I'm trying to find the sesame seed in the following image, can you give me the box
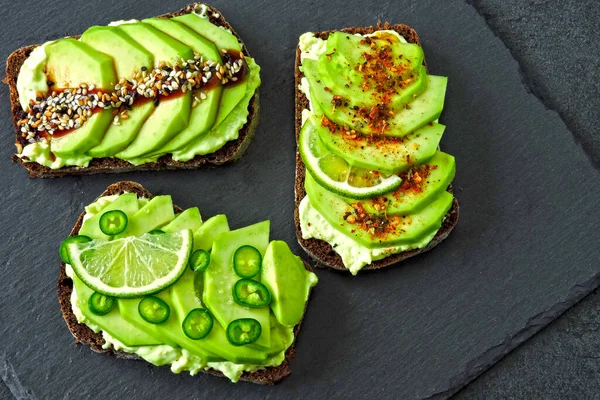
[20,52,249,139]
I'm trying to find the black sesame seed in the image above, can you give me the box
[153,97,160,106]
[47,81,54,87]
[141,66,147,71]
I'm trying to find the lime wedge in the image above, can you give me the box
[68,230,193,298]
[299,116,402,199]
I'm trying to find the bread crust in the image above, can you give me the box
[58,180,314,384]
[4,3,260,178]
[294,23,460,272]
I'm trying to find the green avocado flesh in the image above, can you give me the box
[142,17,223,154]
[307,114,444,175]
[45,39,117,157]
[174,14,241,51]
[203,221,271,348]
[45,38,116,90]
[316,32,425,109]
[68,193,317,377]
[342,151,456,216]
[81,26,155,158]
[21,14,259,168]
[173,13,247,126]
[261,241,318,327]
[304,58,447,138]
[305,172,453,248]
[299,30,456,264]
[115,23,193,159]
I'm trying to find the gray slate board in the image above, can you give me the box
[456,0,600,397]
[0,0,599,399]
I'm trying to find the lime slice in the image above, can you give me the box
[68,230,193,298]
[299,116,402,199]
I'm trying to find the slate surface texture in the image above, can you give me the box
[455,0,600,398]
[0,1,598,399]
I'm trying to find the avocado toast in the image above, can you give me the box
[59,181,318,383]
[5,3,260,178]
[294,23,459,274]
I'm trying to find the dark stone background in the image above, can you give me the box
[456,0,600,398]
[0,0,598,399]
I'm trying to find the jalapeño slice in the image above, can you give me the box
[138,296,170,324]
[233,245,262,278]
[182,308,214,340]
[59,235,92,264]
[88,292,116,315]
[99,210,128,236]
[189,249,210,272]
[232,278,271,308]
[226,318,262,346]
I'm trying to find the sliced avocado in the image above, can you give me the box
[111,193,221,359]
[88,103,154,158]
[81,26,155,158]
[170,270,269,364]
[387,75,448,137]
[79,193,139,241]
[173,14,241,51]
[306,114,444,175]
[305,173,454,249]
[304,59,446,137]
[161,207,203,234]
[75,193,159,347]
[80,26,153,80]
[169,220,270,364]
[44,38,117,156]
[143,17,221,61]
[173,13,247,126]
[142,17,223,153]
[51,111,114,157]
[346,152,456,216]
[261,241,318,327]
[115,22,194,159]
[45,38,116,90]
[170,57,260,161]
[72,274,161,347]
[213,83,246,127]
[118,291,222,362]
[193,214,229,251]
[316,32,425,108]
[116,210,265,364]
[115,195,175,238]
[203,221,271,348]
[265,314,295,357]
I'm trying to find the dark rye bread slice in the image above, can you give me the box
[4,3,259,178]
[58,181,314,384]
[294,22,460,272]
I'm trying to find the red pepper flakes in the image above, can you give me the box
[395,164,434,196]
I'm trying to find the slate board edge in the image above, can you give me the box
[464,0,598,169]
[427,272,600,399]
